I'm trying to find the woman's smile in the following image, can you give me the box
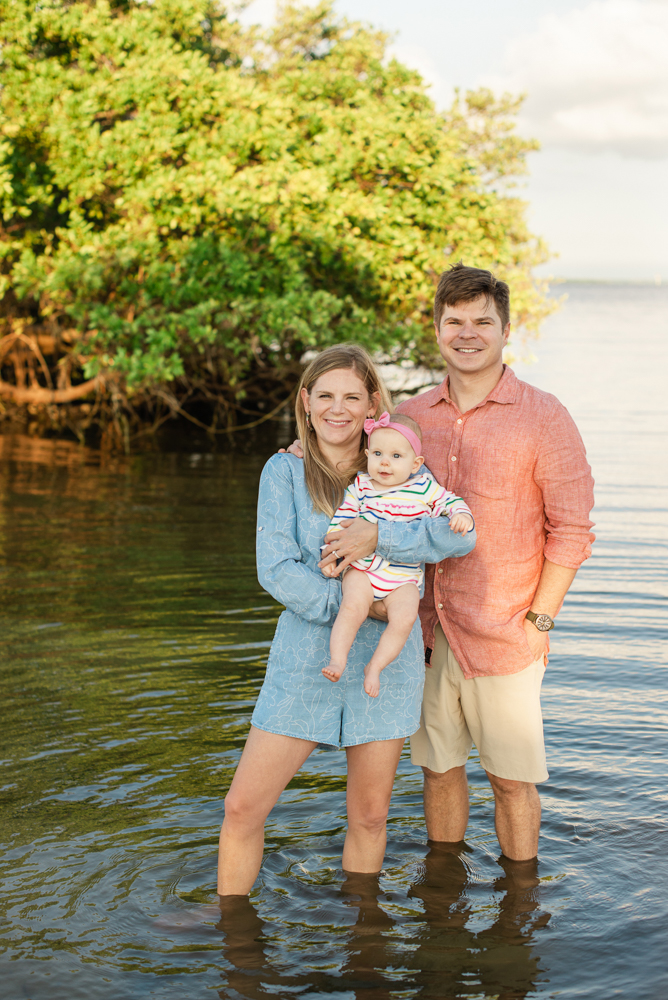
[301,368,379,463]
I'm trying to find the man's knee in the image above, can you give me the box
[422,764,466,786]
[486,771,536,799]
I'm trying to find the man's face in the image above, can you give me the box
[434,296,510,377]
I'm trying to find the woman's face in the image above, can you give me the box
[301,368,379,453]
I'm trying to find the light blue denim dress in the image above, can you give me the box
[251,454,476,747]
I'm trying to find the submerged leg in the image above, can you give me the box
[218,726,317,895]
[343,738,405,873]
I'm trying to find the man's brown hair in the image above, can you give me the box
[433,261,510,330]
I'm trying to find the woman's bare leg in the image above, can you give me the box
[218,726,317,895]
[363,584,420,697]
[342,738,405,872]
[323,570,374,682]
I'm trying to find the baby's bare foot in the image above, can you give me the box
[322,662,345,683]
[364,664,381,698]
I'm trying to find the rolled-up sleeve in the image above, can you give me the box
[536,402,595,568]
[376,516,476,565]
[256,455,342,626]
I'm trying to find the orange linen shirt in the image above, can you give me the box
[397,366,595,678]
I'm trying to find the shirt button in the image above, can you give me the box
[438,602,443,609]
[438,568,444,574]
[451,456,457,462]
[457,418,462,424]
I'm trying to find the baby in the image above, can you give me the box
[321,412,474,697]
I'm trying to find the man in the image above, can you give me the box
[318,263,595,861]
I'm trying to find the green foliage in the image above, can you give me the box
[0,0,553,433]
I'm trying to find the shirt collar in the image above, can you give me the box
[429,364,519,408]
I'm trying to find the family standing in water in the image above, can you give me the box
[217,263,595,896]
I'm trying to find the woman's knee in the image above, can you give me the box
[348,803,390,836]
[223,789,266,830]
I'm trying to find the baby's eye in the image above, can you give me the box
[393,453,401,459]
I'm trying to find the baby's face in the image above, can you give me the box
[366,428,422,487]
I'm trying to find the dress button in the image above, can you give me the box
[438,602,443,609]
[451,455,457,462]
[438,568,444,575]
[258,526,264,531]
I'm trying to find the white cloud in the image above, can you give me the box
[387,43,455,109]
[486,0,668,157]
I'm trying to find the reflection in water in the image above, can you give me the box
[409,845,547,999]
[1,284,667,998]
[217,896,267,998]
[216,852,549,999]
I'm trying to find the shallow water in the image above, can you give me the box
[0,283,667,999]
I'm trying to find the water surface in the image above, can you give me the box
[1,283,667,998]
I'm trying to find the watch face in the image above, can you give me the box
[534,614,554,632]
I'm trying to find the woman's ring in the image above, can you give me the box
[332,549,339,559]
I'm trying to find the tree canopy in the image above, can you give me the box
[0,0,553,444]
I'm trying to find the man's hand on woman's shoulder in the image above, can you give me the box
[278,440,304,458]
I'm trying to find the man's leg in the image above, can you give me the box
[411,625,473,837]
[422,764,469,842]
[486,773,541,861]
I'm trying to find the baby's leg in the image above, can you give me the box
[363,584,420,697]
[323,570,375,683]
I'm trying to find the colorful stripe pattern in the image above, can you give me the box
[327,473,473,600]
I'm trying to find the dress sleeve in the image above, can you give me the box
[376,512,476,565]
[256,455,342,626]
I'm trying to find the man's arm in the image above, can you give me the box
[527,402,595,663]
[523,560,577,663]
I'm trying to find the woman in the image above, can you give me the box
[217,345,475,895]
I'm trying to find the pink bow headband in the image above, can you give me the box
[363,412,422,457]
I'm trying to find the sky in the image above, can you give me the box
[238,0,668,282]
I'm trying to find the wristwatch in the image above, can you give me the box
[526,610,555,632]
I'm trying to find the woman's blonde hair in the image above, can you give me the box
[296,345,393,516]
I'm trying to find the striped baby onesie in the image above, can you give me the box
[327,472,473,600]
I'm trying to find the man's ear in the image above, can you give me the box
[502,322,511,346]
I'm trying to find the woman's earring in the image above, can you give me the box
[306,412,312,430]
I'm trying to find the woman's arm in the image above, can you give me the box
[320,514,476,577]
[377,514,476,564]
[257,455,342,625]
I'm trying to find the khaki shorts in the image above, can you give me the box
[411,625,548,784]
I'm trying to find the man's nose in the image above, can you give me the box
[458,321,476,338]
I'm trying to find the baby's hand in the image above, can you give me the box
[449,512,474,536]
